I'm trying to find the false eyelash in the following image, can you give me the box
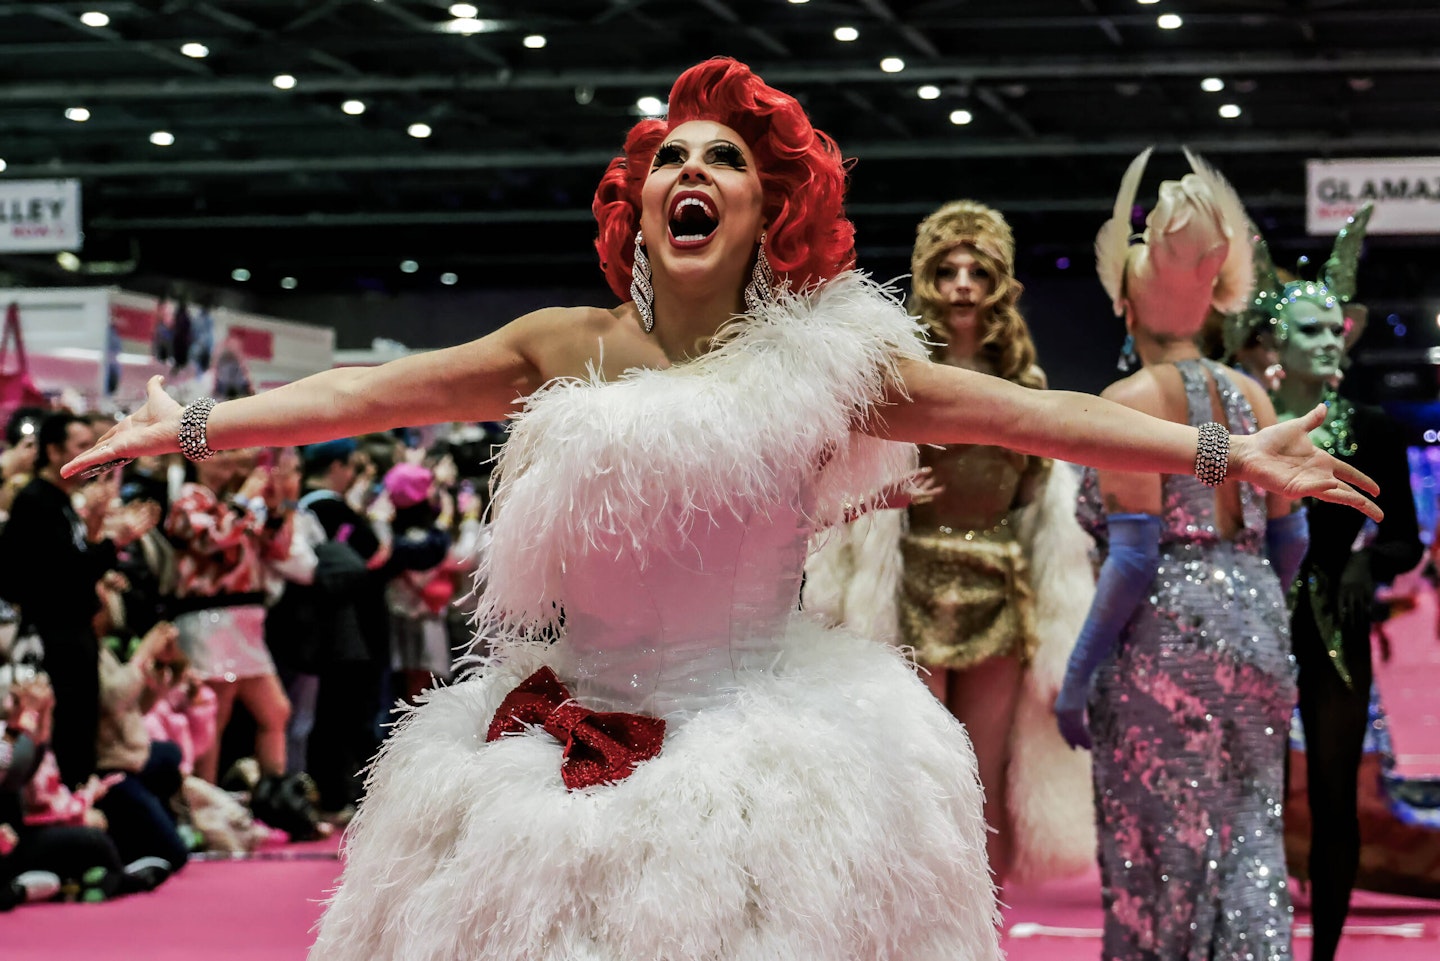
[652,144,685,167]
[708,144,747,168]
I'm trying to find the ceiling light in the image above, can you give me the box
[440,272,458,286]
[1348,77,1374,92]
[407,123,432,138]
[917,85,941,100]
[1137,0,1160,4]
[834,26,859,42]
[280,277,298,290]
[400,260,419,273]
[272,74,297,90]
[1219,103,1242,119]
[788,0,810,4]
[441,17,492,34]
[523,34,547,49]
[449,2,477,15]
[0,159,6,173]
[636,96,665,117]
[57,252,81,271]
[65,107,91,122]
[79,11,109,27]
[149,130,175,146]
[949,109,973,125]
[342,99,366,115]
[180,42,209,59]
[880,57,905,73]
[1201,77,1225,93]
[1157,13,1183,29]
[232,268,251,282]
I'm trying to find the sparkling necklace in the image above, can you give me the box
[1318,386,1358,457]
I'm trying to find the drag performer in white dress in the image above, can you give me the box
[63,59,1381,961]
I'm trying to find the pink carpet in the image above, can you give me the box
[3,838,342,961]
[6,587,1440,959]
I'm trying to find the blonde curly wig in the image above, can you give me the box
[910,200,1037,383]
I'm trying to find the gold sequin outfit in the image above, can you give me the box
[901,440,1045,669]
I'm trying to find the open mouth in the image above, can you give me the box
[667,191,719,248]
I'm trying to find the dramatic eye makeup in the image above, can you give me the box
[1295,319,1343,337]
[651,140,748,170]
[706,142,747,168]
[653,143,686,168]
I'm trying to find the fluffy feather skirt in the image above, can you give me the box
[310,619,1000,961]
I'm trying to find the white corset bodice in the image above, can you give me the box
[562,497,810,717]
[474,273,928,718]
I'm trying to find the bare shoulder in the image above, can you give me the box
[1223,367,1279,427]
[1224,366,1270,408]
[1099,368,1170,414]
[508,303,660,382]
[508,304,621,337]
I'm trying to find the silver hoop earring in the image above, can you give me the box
[630,229,655,333]
[743,232,776,315]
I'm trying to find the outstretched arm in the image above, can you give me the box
[872,357,1381,520]
[62,307,593,478]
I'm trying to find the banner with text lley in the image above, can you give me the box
[0,179,82,253]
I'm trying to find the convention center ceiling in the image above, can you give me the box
[1,0,1438,292]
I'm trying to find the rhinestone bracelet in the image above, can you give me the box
[178,396,218,463]
[1194,421,1230,487]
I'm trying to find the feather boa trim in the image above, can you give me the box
[1008,461,1099,885]
[477,271,926,637]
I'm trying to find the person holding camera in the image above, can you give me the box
[0,407,46,525]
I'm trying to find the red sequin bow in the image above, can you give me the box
[485,667,666,791]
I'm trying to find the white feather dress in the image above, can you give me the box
[308,273,1000,961]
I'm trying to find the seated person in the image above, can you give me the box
[3,669,168,902]
[92,572,189,874]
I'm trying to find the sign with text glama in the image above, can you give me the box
[0,179,82,252]
[1307,158,1440,236]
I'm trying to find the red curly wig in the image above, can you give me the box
[593,58,855,302]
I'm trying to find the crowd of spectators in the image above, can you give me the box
[0,402,496,910]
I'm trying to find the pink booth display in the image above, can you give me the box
[0,287,334,412]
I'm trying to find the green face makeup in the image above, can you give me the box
[1278,296,1347,383]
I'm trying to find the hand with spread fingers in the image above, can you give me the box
[1232,403,1382,521]
[61,375,183,479]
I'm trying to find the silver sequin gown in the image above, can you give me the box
[1078,359,1297,961]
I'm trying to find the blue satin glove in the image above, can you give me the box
[1265,506,1309,593]
[1055,513,1162,751]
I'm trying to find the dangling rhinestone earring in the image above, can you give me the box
[743,231,777,315]
[630,229,655,333]
[1116,332,1139,373]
